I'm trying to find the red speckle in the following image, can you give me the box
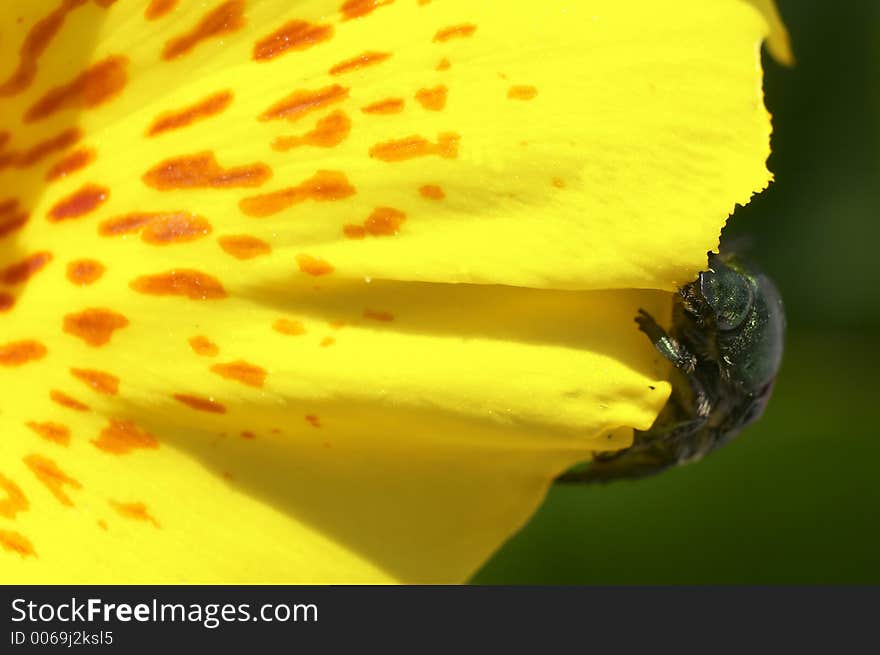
[66,259,105,285]
[218,234,271,260]
[147,90,233,136]
[62,308,129,347]
[70,368,119,395]
[272,110,351,150]
[369,133,459,162]
[162,0,246,60]
[211,360,267,388]
[145,0,178,20]
[189,335,219,356]
[173,393,227,414]
[259,84,349,122]
[143,152,271,190]
[1,252,52,285]
[329,51,392,76]
[361,98,405,115]
[50,390,90,412]
[253,20,333,61]
[0,340,46,366]
[340,0,393,20]
[45,147,95,181]
[130,270,227,300]
[415,85,447,111]
[48,184,109,222]
[239,170,355,217]
[26,421,71,446]
[433,24,477,42]
[93,419,158,454]
[296,255,334,277]
[24,454,81,506]
[24,55,128,122]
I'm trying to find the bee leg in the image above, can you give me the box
[635,309,697,374]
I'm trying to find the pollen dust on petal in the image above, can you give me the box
[130,270,227,300]
[25,421,71,446]
[211,360,267,388]
[173,393,227,414]
[361,98,404,115]
[0,0,88,97]
[296,255,334,276]
[1,252,52,285]
[50,390,89,412]
[0,474,29,518]
[253,20,333,61]
[161,0,246,60]
[0,341,47,366]
[142,152,271,190]
[66,259,105,285]
[93,419,159,454]
[259,84,349,122]
[189,335,219,356]
[110,501,160,527]
[273,318,305,335]
[45,148,96,181]
[239,170,355,217]
[271,111,351,151]
[70,368,119,395]
[145,0,178,20]
[24,454,81,506]
[48,184,109,222]
[329,51,391,76]
[433,24,477,42]
[340,0,393,20]
[369,133,459,162]
[0,531,35,558]
[415,85,447,111]
[24,55,128,123]
[218,235,271,260]
[62,308,129,346]
[147,90,233,136]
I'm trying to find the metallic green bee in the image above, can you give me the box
[558,251,785,483]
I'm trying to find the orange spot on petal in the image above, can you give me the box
[142,152,271,190]
[364,309,394,321]
[24,454,81,506]
[50,390,90,412]
[272,110,351,150]
[273,318,306,335]
[218,234,271,260]
[147,90,233,136]
[0,341,47,366]
[189,335,219,356]
[70,368,119,395]
[0,530,35,558]
[1,252,52,285]
[48,184,109,222]
[66,259,105,285]
[253,20,333,61]
[259,84,349,122]
[93,419,158,454]
[508,85,538,100]
[419,184,445,200]
[130,270,227,300]
[433,24,477,42]
[0,474,29,519]
[62,308,129,346]
[211,360,267,388]
[415,85,447,111]
[26,421,71,446]
[329,51,391,76]
[305,414,321,427]
[173,393,227,413]
[24,55,128,122]
[145,0,178,20]
[141,212,212,244]
[45,147,95,181]
[369,133,459,162]
[239,170,355,217]
[361,97,404,114]
[340,0,393,20]
[161,0,246,60]
[110,500,159,527]
[296,254,334,276]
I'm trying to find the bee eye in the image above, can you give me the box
[699,265,754,331]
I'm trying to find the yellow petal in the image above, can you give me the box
[1,0,780,582]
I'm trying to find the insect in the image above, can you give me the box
[558,251,785,483]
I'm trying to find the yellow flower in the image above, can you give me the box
[0,0,789,583]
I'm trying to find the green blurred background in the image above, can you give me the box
[475,0,880,584]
